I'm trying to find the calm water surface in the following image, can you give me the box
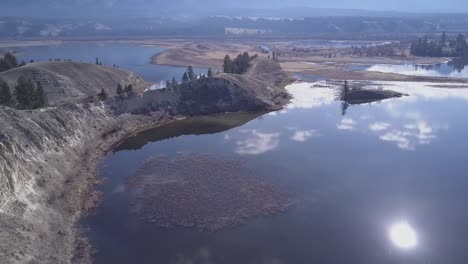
[359,59,468,78]
[13,42,208,84]
[85,81,468,264]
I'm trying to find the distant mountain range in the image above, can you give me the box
[1,15,467,39]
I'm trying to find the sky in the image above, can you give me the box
[1,0,467,17]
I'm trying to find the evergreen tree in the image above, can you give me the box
[116,84,124,98]
[223,55,232,73]
[166,80,171,88]
[95,57,99,65]
[207,68,213,77]
[242,52,250,63]
[455,34,467,56]
[15,76,35,109]
[0,80,13,106]
[0,52,19,72]
[33,82,47,109]
[187,66,195,80]
[171,77,178,87]
[341,102,349,116]
[98,88,108,101]
[441,32,447,45]
[4,52,18,69]
[182,72,189,83]
[340,80,350,101]
[124,84,133,93]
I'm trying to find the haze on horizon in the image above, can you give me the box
[1,0,468,18]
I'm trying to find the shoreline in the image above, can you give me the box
[70,113,185,263]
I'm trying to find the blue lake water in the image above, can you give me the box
[85,81,468,264]
[356,59,468,79]
[13,42,209,84]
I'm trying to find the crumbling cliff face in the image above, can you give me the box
[0,58,292,264]
[0,103,118,263]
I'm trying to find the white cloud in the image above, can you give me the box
[291,129,320,142]
[235,130,280,155]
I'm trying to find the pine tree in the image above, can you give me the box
[4,52,18,69]
[33,82,47,109]
[187,66,195,80]
[15,77,35,109]
[0,80,13,106]
[166,80,171,88]
[223,55,232,73]
[116,84,124,98]
[98,88,108,101]
[441,32,447,45]
[455,34,467,56]
[182,72,189,83]
[171,77,178,87]
[95,57,99,65]
[341,80,350,101]
[207,68,213,77]
[124,84,133,93]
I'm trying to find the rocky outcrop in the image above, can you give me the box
[0,58,292,264]
[113,58,291,115]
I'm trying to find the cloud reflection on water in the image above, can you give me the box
[225,130,280,155]
[291,129,320,142]
[285,82,336,111]
[337,118,357,131]
[284,80,460,151]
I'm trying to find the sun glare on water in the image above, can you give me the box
[389,221,418,250]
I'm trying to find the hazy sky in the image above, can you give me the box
[1,0,468,17]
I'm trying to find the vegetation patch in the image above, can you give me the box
[128,154,293,231]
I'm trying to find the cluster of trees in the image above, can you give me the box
[0,52,18,72]
[115,83,134,99]
[95,57,103,66]
[351,44,399,57]
[164,67,215,89]
[0,77,48,109]
[98,83,135,101]
[223,52,257,74]
[182,66,196,83]
[410,33,468,57]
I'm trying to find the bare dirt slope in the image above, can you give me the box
[0,62,150,105]
[151,41,262,68]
